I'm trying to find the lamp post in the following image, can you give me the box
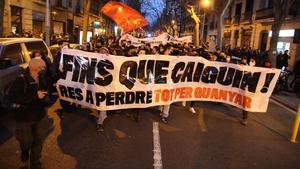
[199,0,210,43]
[45,0,50,45]
[187,0,210,47]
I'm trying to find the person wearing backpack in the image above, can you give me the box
[7,57,50,169]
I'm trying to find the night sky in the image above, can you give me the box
[140,0,166,25]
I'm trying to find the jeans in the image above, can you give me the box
[97,110,107,125]
[159,105,170,118]
[15,116,49,169]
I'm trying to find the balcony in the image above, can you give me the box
[33,0,46,5]
[232,15,241,25]
[224,18,232,25]
[255,8,274,20]
[241,12,252,23]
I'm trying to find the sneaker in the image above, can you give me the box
[182,102,186,107]
[240,119,247,126]
[96,124,104,132]
[161,117,168,124]
[21,150,29,162]
[189,107,196,114]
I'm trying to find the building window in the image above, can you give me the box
[235,3,242,15]
[268,0,274,9]
[68,0,72,8]
[90,1,100,15]
[75,0,82,14]
[11,6,22,34]
[56,0,68,8]
[245,0,254,13]
[228,6,232,18]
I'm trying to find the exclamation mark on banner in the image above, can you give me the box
[260,73,275,93]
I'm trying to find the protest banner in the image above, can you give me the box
[57,49,280,112]
[169,35,192,44]
[119,33,192,47]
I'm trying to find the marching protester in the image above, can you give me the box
[96,47,110,132]
[52,40,74,115]
[290,59,300,88]
[276,51,283,69]
[52,32,280,127]
[157,46,173,124]
[282,50,290,68]
[241,56,248,65]
[7,54,52,169]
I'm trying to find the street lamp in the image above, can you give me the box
[171,20,176,37]
[201,0,210,8]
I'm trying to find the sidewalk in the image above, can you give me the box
[271,91,300,111]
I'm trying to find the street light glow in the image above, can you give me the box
[172,20,175,24]
[201,0,210,8]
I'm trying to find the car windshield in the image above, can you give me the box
[25,41,48,57]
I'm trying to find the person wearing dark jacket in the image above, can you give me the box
[276,51,283,69]
[8,58,49,169]
[290,59,300,88]
[53,40,74,114]
[282,50,290,68]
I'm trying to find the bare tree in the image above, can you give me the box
[123,0,142,12]
[140,0,165,29]
[165,0,188,35]
[187,5,200,46]
[269,0,295,64]
[82,0,91,43]
[212,0,233,49]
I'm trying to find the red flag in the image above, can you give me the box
[101,1,149,33]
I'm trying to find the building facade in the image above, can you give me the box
[207,0,300,69]
[1,0,114,42]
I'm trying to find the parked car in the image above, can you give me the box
[50,43,80,57]
[0,38,53,110]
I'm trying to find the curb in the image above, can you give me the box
[271,96,298,112]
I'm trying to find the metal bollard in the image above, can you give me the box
[290,105,300,143]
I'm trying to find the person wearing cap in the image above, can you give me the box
[7,57,50,169]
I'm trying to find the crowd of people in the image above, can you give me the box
[73,36,287,128]
[5,33,300,169]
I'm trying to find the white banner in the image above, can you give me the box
[57,49,280,112]
[170,35,192,44]
[119,33,192,47]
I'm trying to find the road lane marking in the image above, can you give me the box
[270,98,297,115]
[153,122,163,169]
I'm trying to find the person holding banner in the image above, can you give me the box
[240,57,257,125]
[157,47,174,124]
[181,101,197,114]
[53,40,74,115]
[96,47,110,132]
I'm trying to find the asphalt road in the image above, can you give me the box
[0,99,300,169]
